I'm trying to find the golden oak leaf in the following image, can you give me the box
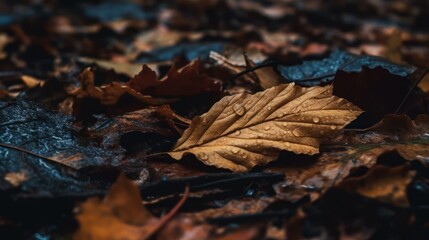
[168,83,362,172]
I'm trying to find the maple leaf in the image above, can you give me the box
[70,68,168,106]
[128,59,221,97]
[168,83,362,172]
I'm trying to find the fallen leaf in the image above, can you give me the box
[4,171,28,187]
[75,174,156,240]
[340,165,415,207]
[128,59,221,97]
[20,75,44,88]
[333,67,427,127]
[75,174,189,240]
[70,67,170,106]
[243,53,282,89]
[269,114,429,202]
[169,83,362,171]
[78,57,158,76]
[277,50,416,86]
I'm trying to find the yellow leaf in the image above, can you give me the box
[74,174,156,240]
[168,83,362,172]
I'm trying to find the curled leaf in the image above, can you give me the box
[168,83,362,172]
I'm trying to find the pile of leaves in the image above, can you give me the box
[1,0,429,239]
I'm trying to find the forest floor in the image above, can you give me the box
[1,1,429,239]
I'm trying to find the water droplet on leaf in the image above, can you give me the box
[233,104,246,116]
[292,129,300,137]
[312,117,320,123]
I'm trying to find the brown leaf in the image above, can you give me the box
[128,59,221,97]
[4,171,28,187]
[244,53,283,89]
[74,174,156,240]
[269,114,429,202]
[70,68,169,106]
[75,174,189,240]
[340,165,415,207]
[168,83,362,171]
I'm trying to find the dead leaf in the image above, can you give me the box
[4,171,28,187]
[340,165,414,207]
[75,174,189,240]
[269,114,429,202]
[75,174,156,240]
[20,75,44,88]
[244,53,282,89]
[128,59,221,97]
[70,67,171,106]
[78,57,158,76]
[169,83,362,171]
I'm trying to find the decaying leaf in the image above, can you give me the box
[75,174,189,240]
[70,68,167,106]
[75,174,156,240]
[243,53,282,89]
[128,59,221,97]
[334,114,429,165]
[277,50,416,86]
[340,165,414,207]
[4,171,28,187]
[270,114,429,202]
[169,83,362,171]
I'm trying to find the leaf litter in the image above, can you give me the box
[1,1,429,239]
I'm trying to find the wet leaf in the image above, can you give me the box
[277,50,416,86]
[169,83,362,171]
[75,174,156,240]
[75,174,189,240]
[128,59,221,97]
[340,165,415,207]
[0,99,123,196]
[70,67,171,106]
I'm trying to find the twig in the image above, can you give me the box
[0,142,77,170]
[140,185,190,240]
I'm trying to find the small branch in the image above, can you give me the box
[0,142,77,170]
[141,185,190,239]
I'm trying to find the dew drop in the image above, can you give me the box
[330,125,337,130]
[233,104,246,116]
[285,142,291,147]
[256,140,262,144]
[264,125,271,130]
[267,105,272,111]
[277,113,284,118]
[232,148,239,154]
[312,117,320,123]
[200,154,208,160]
[242,154,248,159]
[201,118,207,126]
[244,144,249,147]
[292,129,300,137]
[234,130,241,136]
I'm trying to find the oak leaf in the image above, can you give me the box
[168,83,362,172]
